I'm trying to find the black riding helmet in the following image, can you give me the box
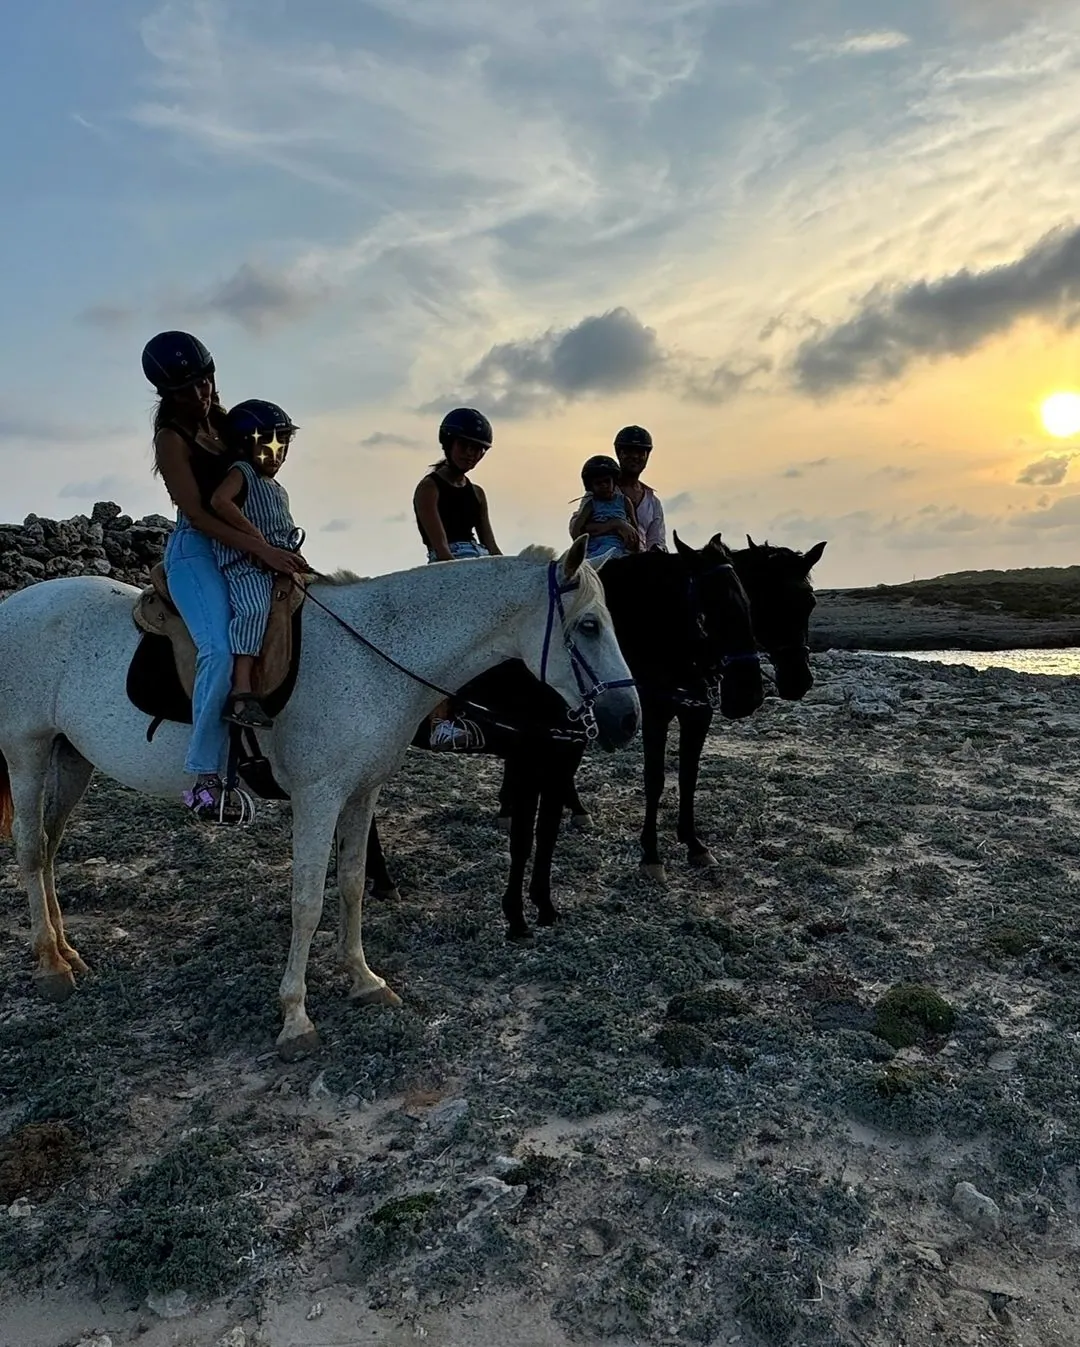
[141,331,215,392]
[614,425,652,452]
[439,407,493,449]
[227,399,298,443]
[581,454,622,489]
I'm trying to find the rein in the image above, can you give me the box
[296,562,630,743]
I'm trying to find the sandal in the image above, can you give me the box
[225,692,274,729]
[183,774,253,826]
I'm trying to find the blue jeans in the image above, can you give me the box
[426,540,489,563]
[164,522,233,775]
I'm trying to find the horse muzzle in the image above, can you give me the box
[719,660,765,720]
[592,685,641,750]
[771,649,814,701]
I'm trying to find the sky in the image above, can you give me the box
[5,0,1080,587]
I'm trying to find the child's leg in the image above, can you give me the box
[224,565,275,725]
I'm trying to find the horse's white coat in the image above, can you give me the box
[0,543,638,1054]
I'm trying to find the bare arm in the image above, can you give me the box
[413,476,454,561]
[623,495,643,552]
[209,468,263,541]
[474,484,501,555]
[156,433,304,573]
[569,498,594,540]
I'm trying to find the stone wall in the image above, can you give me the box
[0,502,173,598]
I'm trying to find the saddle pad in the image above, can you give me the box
[133,561,306,700]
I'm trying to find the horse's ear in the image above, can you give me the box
[746,534,758,550]
[705,532,725,554]
[673,531,696,559]
[559,534,589,581]
[802,540,827,572]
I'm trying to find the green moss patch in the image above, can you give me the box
[873,984,957,1049]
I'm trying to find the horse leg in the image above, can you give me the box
[529,750,578,927]
[277,788,346,1060]
[496,758,513,833]
[7,738,75,1001]
[363,814,400,901]
[675,706,716,868]
[640,702,672,884]
[502,754,539,943]
[564,777,592,831]
[42,739,94,976]
[336,789,403,1008]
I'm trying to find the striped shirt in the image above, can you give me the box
[213,461,296,569]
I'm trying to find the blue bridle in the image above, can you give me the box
[539,563,637,741]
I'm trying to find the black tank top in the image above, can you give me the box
[417,471,482,546]
[164,422,236,510]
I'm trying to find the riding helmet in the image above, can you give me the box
[227,399,298,444]
[438,407,493,449]
[581,454,622,488]
[613,425,652,452]
[141,331,215,392]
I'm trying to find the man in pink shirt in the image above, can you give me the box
[614,425,667,551]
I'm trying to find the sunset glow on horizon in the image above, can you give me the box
[6,1,1080,587]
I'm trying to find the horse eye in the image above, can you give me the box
[578,616,600,636]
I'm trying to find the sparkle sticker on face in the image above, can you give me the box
[252,429,287,465]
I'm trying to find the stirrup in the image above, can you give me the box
[183,776,257,826]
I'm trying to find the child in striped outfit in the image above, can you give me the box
[210,399,306,729]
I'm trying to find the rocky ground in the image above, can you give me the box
[1,650,1079,1347]
[0,505,172,598]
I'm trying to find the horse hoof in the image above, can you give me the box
[496,815,512,834]
[536,907,562,928]
[640,863,667,885]
[569,812,593,832]
[276,1029,321,1062]
[689,850,718,870]
[506,925,535,945]
[351,983,403,1009]
[370,884,402,902]
[34,970,77,1003]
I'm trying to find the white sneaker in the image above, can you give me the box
[429,718,481,750]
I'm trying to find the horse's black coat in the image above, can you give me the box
[368,538,777,938]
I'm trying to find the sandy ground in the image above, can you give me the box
[2,651,1080,1347]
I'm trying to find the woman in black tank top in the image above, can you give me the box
[412,408,502,747]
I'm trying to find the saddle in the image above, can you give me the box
[127,563,306,727]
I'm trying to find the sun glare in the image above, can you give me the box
[1041,392,1080,438]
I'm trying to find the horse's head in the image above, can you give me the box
[518,539,640,750]
[731,535,827,700]
[672,533,765,720]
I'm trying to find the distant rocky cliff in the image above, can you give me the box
[0,502,172,598]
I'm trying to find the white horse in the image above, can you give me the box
[0,539,638,1058]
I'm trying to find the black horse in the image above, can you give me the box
[550,535,826,882]
[362,535,764,939]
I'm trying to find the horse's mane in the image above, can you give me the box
[316,568,369,586]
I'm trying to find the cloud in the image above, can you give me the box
[320,518,352,532]
[187,262,329,335]
[58,474,133,499]
[1017,454,1073,486]
[681,355,773,405]
[383,511,407,524]
[666,492,693,513]
[782,456,831,479]
[449,308,664,416]
[360,431,421,450]
[1010,493,1080,529]
[872,465,919,481]
[796,31,911,59]
[77,304,135,331]
[793,224,1080,395]
[0,410,128,446]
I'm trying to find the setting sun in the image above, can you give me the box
[1041,391,1080,438]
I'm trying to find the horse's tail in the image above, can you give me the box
[0,752,12,839]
